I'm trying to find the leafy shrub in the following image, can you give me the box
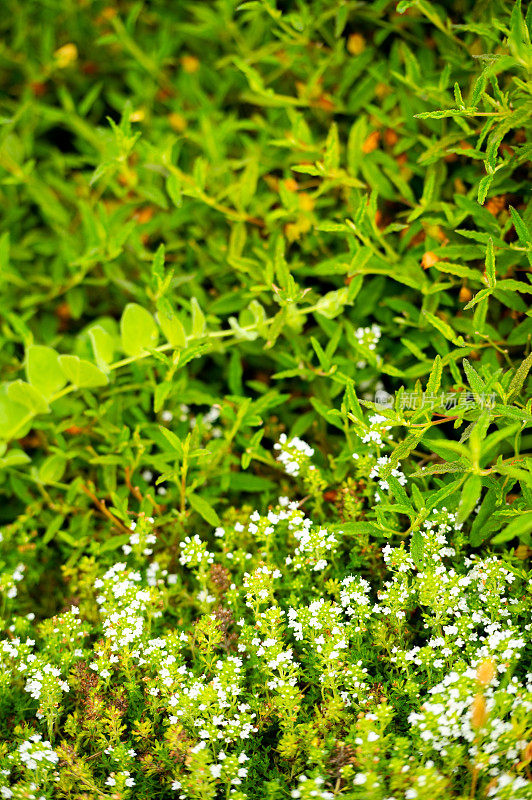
[0,0,531,798]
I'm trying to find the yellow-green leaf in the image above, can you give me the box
[120,303,159,357]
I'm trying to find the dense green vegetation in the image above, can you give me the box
[0,1,531,798]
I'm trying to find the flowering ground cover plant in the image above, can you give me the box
[0,0,532,798]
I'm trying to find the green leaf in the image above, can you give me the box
[422,438,470,462]
[330,521,379,535]
[7,381,49,414]
[190,298,206,338]
[496,279,532,293]
[152,244,165,286]
[0,449,30,468]
[98,534,132,553]
[457,474,482,523]
[25,345,67,400]
[462,358,485,399]
[188,492,220,526]
[424,476,465,511]
[0,390,33,441]
[310,397,344,430]
[411,462,466,477]
[388,475,415,514]
[484,237,496,288]
[426,354,442,396]
[39,453,67,484]
[422,311,465,346]
[157,297,187,347]
[314,288,349,319]
[228,350,243,396]
[464,287,492,310]
[167,173,182,207]
[381,431,425,477]
[59,355,109,388]
[154,382,172,414]
[345,380,364,421]
[477,173,493,205]
[228,473,274,492]
[470,488,498,546]
[324,122,340,171]
[491,511,532,544]
[159,426,183,455]
[507,352,532,403]
[311,337,330,371]
[265,307,287,349]
[410,531,425,569]
[42,514,65,544]
[509,205,532,265]
[89,325,115,372]
[120,303,159,357]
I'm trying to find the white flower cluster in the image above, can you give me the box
[287,599,370,707]
[105,770,135,788]
[90,564,258,757]
[369,454,407,501]
[24,663,70,705]
[286,513,339,572]
[274,433,315,477]
[0,734,59,800]
[1,563,25,600]
[242,606,300,698]
[17,735,58,771]
[167,655,257,745]
[360,413,393,447]
[354,324,381,351]
[340,575,372,620]
[162,404,223,438]
[207,749,249,785]
[179,534,214,568]
[122,516,156,556]
[1,436,529,800]
[91,563,162,676]
[242,564,281,608]
[0,607,88,719]
[409,665,532,777]
[291,774,334,799]
[487,772,531,799]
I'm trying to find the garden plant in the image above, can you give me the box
[0,0,531,798]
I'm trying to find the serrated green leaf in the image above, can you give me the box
[411,462,466,477]
[159,426,183,455]
[410,530,425,569]
[464,287,492,310]
[507,352,532,403]
[426,354,442,395]
[484,237,496,288]
[422,310,465,346]
[462,358,485,399]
